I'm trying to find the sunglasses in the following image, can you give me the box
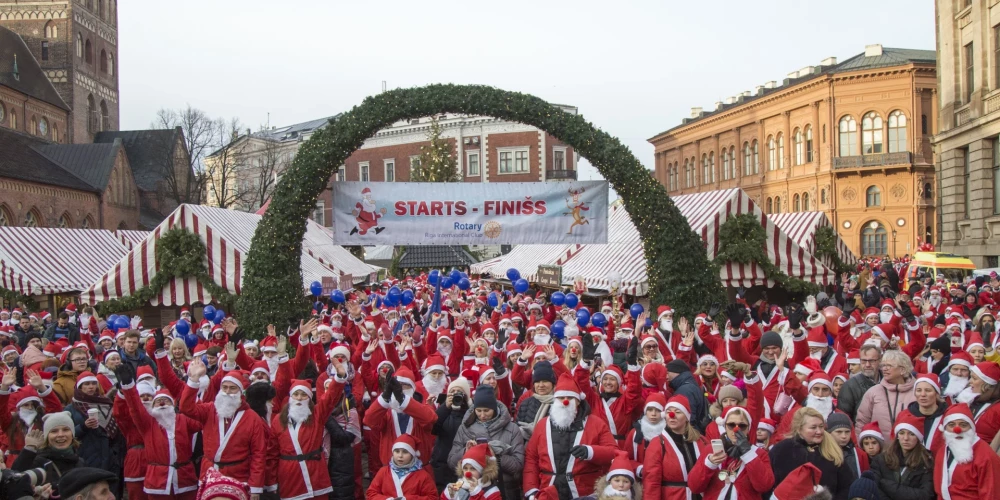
[726,422,749,431]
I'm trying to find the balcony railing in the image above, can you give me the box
[833,152,912,169]
[546,169,577,180]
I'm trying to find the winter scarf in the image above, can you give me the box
[71,388,119,440]
[390,457,424,479]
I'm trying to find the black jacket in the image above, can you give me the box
[43,322,80,344]
[869,450,935,500]
[837,372,879,421]
[668,371,709,431]
[769,436,855,500]
[11,446,83,498]
[65,402,124,475]
[325,407,359,500]
[431,401,468,490]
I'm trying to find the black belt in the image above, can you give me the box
[662,481,687,487]
[279,448,323,461]
[613,434,625,440]
[6,450,19,456]
[540,469,573,479]
[213,459,242,468]
[148,460,191,468]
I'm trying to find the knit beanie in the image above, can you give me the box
[532,361,557,385]
[447,377,472,399]
[847,471,880,500]
[717,384,743,403]
[826,412,852,433]
[760,331,783,350]
[666,359,689,374]
[473,385,498,412]
[43,411,75,440]
[930,334,951,353]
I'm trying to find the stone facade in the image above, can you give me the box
[651,45,937,259]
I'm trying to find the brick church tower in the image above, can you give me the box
[0,0,119,143]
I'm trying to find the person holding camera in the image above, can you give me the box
[688,405,774,499]
[431,377,472,491]
[447,386,525,500]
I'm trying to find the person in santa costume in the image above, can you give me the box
[574,332,642,448]
[624,392,666,468]
[366,433,437,500]
[641,394,710,500]
[934,403,1000,500]
[896,372,948,455]
[362,365,438,470]
[953,360,1000,443]
[423,312,470,378]
[868,411,934,500]
[522,373,618,500]
[772,371,846,445]
[574,452,641,500]
[689,405,774,499]
[942,350,974,401]
[181,359,268,498]
[117,365,201,500]
[0,367,64,468]
[442,443,501,500]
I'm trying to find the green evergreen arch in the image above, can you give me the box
[239,84,723,335]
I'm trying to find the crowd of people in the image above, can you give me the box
[1,261,1000,500]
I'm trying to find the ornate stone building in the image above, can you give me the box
[651,44,937,259]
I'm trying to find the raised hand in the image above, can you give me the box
[841,299,855,317]
[1,368,16,390]
[276,335,289,356]
[636,312,648,333]
[736,286,747,300]
[154,329,165,351]
[225,342,238,363]
[520,344,536,362]
[677,317,689,334]
[544,345,556,361]
[223,317,239,334]
[25,369,43,391]
[581,330,596,362]
[24,429,43,449]
[787,303,803,330]
[775,347,790,370]
[725,304,744,329]
[492,355,505,376]
[187,358,207,381]
[114,363,135,386]
[682,330,695,347]
[365,339,379,355]
[708,302,722,318]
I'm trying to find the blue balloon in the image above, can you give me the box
[309,281,323,296]
[645,318,653,329]
[450,269,462,284]
[202,305,216,319]
[107,314,120,325]
[551,320,566,337]
[400,290,415,306]
[550,292,565,307]
[629,303,644,320]
[576,308,591,328]
[565,293,579,309]
[506,268,521,282]
[213,309,226,324]
[457,278,471,291]
[175,319,191,336]
[460,272,469,281]
[487,292,500,308]
[330,289,346,304]
[114,316,130,331]
[440,277,453,289]
[184,332,199,349]
[384,293,398,307]
[513,278,529,294]
[387,286,402,304]
[427,270,440,285]
[591,312,607,328]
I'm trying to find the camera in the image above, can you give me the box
[451,392,466,407]
[1,467,47,500]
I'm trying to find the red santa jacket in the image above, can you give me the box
[575,361,642,444]
[0,385,63,467]
[122,382,202,495]
[935,437,1000,500]
[689,442,774,500]
[366,463,437,500]
[362,392,438,466]
[643,432,711,500]
[179,381,269,493]
[727,330,808,422]
[972,400,1000,444]
[522,411,619,499]
[112,391,146,483]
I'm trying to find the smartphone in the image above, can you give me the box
[711,439,724,454]
[476,437,489,445]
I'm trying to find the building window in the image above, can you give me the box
[39,118,48,138]
[87,94,96,134]
[702,154,710,184]
[335,165,345,182]
[774,196,781,214]
[81,216,93,229]
[467,152,480,176]
[23,210,39,227]
[722,149,730,180]
[887,111,907,153]
[76,33,82,58]
[100,49,108,72]
[767,136,776,171]
[839,116,857,156]
[514,150,529,172]
[41,41,49,61]
[803,192,810,210]
[10,110,15,130]
[862,223,888,256]
[752,140,759,174]
[995,25,1000,89]
[360,162,369,182]
[673,162,680,190]
[821,188,827,205]
[994,138,1000,214]
[57,213,70,228]
[109,53,115,77]
[766,198,773,214]
[866,186,882,207]
[965,147,972,218]
[85,38,93,64]
[793,194,801,212]
[794,129,803,165]
[30,116,36,136]
[862,112,883,154]
[312,201,325,226]
[98,0,104,18]
[777,133,785,169]
[728,147,736,179]
[100,100,109,131]
[44,21,57,39]
[966,43,975,103]
[806,126,814,162]
[52,123,58,142]
[743,143,751,176]
[499,151,513,173]
[0,205,10,226]
[0,103,4,124]
[384,160,395,182]
[552,148,566,170]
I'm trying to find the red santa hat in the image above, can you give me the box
[806,326,828,349]
[966,331,986,352]
[504,341,522,358]
[639,334,658,348]
[64,303,77,313]
[394,366,417,388]
[606,452,636,482]
[722,405,753,426]
[392,433,420,458]
[664,395,691,420]
[879,299,895,311]
[289,379,313,397]
[846,349,860,365]
[893,411,925,441]
[153,389,174,405]
[534,320,550,332]
[480,323,497,335]
[641,362,667,389]
[696,354,719,367]
[619,318,634,331]
[180,307,190,316]
[862,307,879,322]
[940,403,976,430]
[915,373,941,394]
[644,392,667,413]
[136,366,155,384]
[221,371,246,392]
[97,330,115,344]
[971,361,1000,386]
[1,344,20,357]
[757,417,777,434]
[43,342,60,358]
[858,422,884,443]
[250,360,270,378]
[12,387,43,408]
[870,323,894,342]
[794,358,822,378]
[948,351,974,370]
[833,372,848,385]
[772,463,826,500]
[328,344,351,361]
[75,371,98,388]
[656,305,674,320]
[259,336,278,353]
[806,371,833,392]
[945,317,963,333]
[553,372,582,400]
[475,364,496,385]
[460,443,495,474]
[601,365,625,387]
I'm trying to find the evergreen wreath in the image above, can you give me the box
[714,214,820,296]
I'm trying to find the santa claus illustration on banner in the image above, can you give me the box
[350,186,387,235]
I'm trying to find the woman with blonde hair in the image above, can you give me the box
[642,395,709,500]
[168,337,191,379]
[768,407,854,499]
[689,405,774,499]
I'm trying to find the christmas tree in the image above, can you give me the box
[412,117,460,182]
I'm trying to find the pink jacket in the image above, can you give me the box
[854,376,916,439]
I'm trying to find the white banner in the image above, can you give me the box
[331,181,608,245]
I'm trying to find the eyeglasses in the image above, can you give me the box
[726,422,749,431]
[860,359,879,365]
[643,345,658,351]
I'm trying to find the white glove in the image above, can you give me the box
[131,315,142,329]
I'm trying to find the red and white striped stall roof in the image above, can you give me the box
[485,244,584,283]
[770,212,857,268]
[115,230,149,250]
[0,227,130,296]
[83,204,380,307]
[470,256,504,275]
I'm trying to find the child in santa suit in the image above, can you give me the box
[366,434,437,500]
[934,403,1000,500]
[442,443,501,500]
[623,393,666,468]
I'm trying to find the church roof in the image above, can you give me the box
[0,128,100,192]
[34,140,123,191]
[94,128,184,192]
[0,26,70,111]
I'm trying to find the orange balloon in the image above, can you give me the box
[823,306,843,333]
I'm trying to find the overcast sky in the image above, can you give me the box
[119,1,935,181]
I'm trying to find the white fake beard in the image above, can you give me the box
[150,406,176,433]
[265,356,280,376]
[288,400,312,424]
[422,374,447,397]
[880,312,894,324]
[806,394,834,418]
[660,320,672,331]
[332,332,345,341]
[956,386,979,405]
[603,485,632,499]
[640,417,666,441]
[930,296,941,307]
[438,343,453,357]
[18,408,37,427]
[944,376,969,398]
[548,398,578,430]
[533,334,551,346]
[944,427,976,464]
[809,351,824,360]
[214,392,242,419]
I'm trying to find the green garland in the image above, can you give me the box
[814,226,852,275]
[96,228,238,316]
[715,214,820,296]
[239,84,725,334]
[0,287,38,312]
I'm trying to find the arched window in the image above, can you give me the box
[888,111,907,153]
[44,21,58,39]
[82,216,94,229]
[57,213,71,228]
[752,140,759,174]
[766,198,773,214]
[85,38,93,64]
[690,157,696,186]
[674,162,680,190]
[803,192,810,211]
[87,95,96,133]
[862,223,888,256]
[53,123,59,143]
[722,149,730,180]
[794,128,803,165]
[100,49,107,73]
[108,53,115,76]
[9,110,15,130]
[23,209,40,227]
[743,143,751,176]
[76,33,82,58]
[821,188,827,205]
[866,186,882,207]
[839,116,857,156]
[767,135,776,171]
[862,111,883,154]
[706,152,715,184]
[0,205,11,226]
[30,116,36,136]
[729,146,736,179]
[774,196,781,214]
[100,100,109,131]
[793,194,801,212]
[683,159,689,188]
[39,118,48,138]
[702,154,709,184]
[98,0,104,18]
[777,133,785,169]
[924,182,933,199]
[805,126,814,162]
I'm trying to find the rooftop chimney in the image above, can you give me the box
[755,85,765,95]
[799,66,815,76]
[714,101,723,110]
[764,81,776,89]
[742,91,751,97]
[690,107,703,118]
[820,56,838,66]
[864,44,883,57]
[787,70,799,79]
